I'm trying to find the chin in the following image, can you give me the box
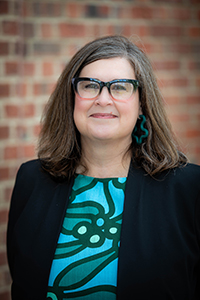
[91,133,115,141]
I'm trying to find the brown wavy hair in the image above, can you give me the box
[37,35,188,181]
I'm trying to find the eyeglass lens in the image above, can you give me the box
[77,80,135,101]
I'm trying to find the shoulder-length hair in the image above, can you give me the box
[38,35,188,181]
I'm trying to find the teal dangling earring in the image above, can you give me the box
[132,115,149,145]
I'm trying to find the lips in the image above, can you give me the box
[90,113,117,119]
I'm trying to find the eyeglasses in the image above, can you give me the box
[72,77,139,101]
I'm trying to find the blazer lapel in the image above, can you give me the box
[117,164,145,299]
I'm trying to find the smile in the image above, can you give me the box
[90,113,117,119]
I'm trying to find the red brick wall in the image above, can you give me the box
[0,0,200,298]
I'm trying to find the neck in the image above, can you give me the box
[77,138,132,178]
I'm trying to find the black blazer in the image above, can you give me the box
[7,159,200,300]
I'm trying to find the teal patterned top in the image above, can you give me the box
[47,174,127,300]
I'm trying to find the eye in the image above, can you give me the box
[82,82,99,90]
[111,83,127,92]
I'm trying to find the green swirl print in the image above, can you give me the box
[47,175,126,300]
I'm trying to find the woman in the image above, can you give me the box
[7,36,200,300]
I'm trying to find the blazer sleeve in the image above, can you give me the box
[195,188,200,296]
[7,161,37,278]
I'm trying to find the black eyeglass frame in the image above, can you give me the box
[72,77,140,100]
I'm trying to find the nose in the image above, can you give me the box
[95,86,113,106]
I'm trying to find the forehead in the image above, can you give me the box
[79,57,136,81]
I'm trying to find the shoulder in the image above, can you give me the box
[169,163,200,190]
[17,159,44,179]
[16,159,58,186]
[8,159,71,229]
[129,162,200,198]
[175,163,200,177]
[153,163,200,202]
[11,159,58,214]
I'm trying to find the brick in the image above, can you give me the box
[15,83,27,97]
[0,84,9,97]
[5,105,19,117]
[22,22,35,38]
[23,144,36,158]
[131,6,153,19]
[34,42,60,55]
[41,23,52,38]
[32,2,61,17]
[0,42,9,55]
[4,187,13,202]
[33,83,50,95]
[2,21,19,35]
[4,146,18,160]
[129,25,149,37]
[153,7,168,19]
[85,4,109,18]
[170,8,190,20]
[164,96,183,105]
[33,124,41,137]
[5,62,19,75]
[188,61,200,71]
[189,27,200,37]
[121,25,132,37]
[0,126,9,139]
[21,104,35,117]
[151,25,182,37]
[2,144,36,161]
[100,5,110,17]
[190,0,200,4]
[0,268,11,287]
[85,5,99,18]
[0,251,7,266]
[92,24,102,37]
[0,209,8,224]
[14,1,29,17]
[191,43,200,54]
[159,77,189,88]
[0,167,9,180]
[33,83,54,96]
[0,1,9,14]
[15,41,28,56]
[186,129,200,138]
[16,125,28,139]
[106,25,115,36]
[59,23,86,37]
[116,7,131,19]
[152,0,183,3]
[66,3,81,18]
[43,62,53,76]
[22,63,35,76]
[5,103,34,118]
[198,10,200,20]
[153,60,180,71]
[170,114,190,123]
[196,77,200,87]
[186,96,200,104]
[0,290,11,300]
[166,43,190,54]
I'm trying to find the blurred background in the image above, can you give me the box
[0,0,200,299]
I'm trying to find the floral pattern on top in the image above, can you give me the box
[47,175,126,300]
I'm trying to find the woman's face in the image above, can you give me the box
[73,57,141,146]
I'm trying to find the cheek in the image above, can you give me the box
[122,97,140,119]
[73,96,89,129]
[74,95,83,112]
[121,97,141,129]
[73,97,81,126]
